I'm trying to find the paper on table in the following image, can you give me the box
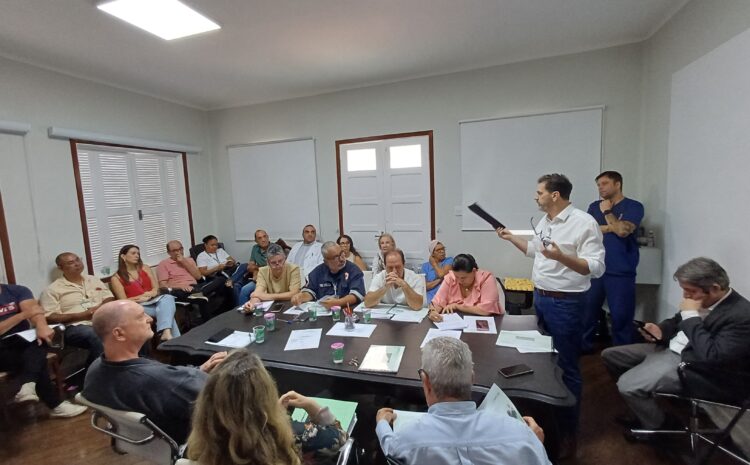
[420,328,461,348]
[205,331,254,348]
[3,324,63,342]
[478,383,524,422]
[390,308,428,323]
[354,303,394,315]
[392,409,426,433]
[463,316,498,334]
[326,322,377,338]
[496,330,554,353]
[236,300,274,312]
[433,313,467,330]
[284,328,322,351]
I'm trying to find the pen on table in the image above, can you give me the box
[277,318,293,324]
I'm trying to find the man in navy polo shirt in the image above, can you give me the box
[582,171,644,350]
[291,241,365,309]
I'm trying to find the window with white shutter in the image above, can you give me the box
[73,143,193,277]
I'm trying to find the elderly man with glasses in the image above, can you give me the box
[375,337,550,465]
[290,241,364,309]
[243,244,302,310]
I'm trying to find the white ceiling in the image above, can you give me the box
[0,0,688,110]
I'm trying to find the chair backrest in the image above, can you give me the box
[335,437,355,465]
[495,278,507,312]
[189,242,225,261]
[75,393,179,465]
[363,270,374,291]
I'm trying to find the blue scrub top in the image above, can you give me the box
[587,198,644,277]
[421,256,454,302]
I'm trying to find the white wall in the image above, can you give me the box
[639,0,750,319]
[207,44,643,281]
[0,56,214,293]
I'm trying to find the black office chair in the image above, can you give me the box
[189,242,225,261]
[629,362,750,465]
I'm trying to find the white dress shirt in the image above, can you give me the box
[287,241,324,280]
[368,268,426,307]
[526,204,605,292]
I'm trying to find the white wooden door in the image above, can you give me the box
[338,134,433,269]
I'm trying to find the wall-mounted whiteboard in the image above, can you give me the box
[664,26,750,316]
[460,107,603,230]
[228,138,319,240]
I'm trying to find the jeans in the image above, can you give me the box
[63,324,103,367]
[534,290,584,429]
[238,281,256,306]
[142,294,181,336]
[582,274,636,350]
[0,338,61,408]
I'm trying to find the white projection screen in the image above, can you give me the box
[460,107,602,231]
[665,28,750,309]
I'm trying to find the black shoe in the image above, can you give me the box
[623,415,685,443]
[614,413,641,429]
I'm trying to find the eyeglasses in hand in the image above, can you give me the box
[530,217,552,247]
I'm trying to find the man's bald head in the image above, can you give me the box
[93,300,140,342]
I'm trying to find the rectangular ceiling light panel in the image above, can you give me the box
[98,0,220,40]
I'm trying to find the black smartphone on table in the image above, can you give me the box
[498,363,534,378]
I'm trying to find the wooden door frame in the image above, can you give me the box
[70,139,196,275]
[0,190,15,284]
[335,130,435,240]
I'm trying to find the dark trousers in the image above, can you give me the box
[63,324,103,367]
[534,291,584,430]
[582,274,636,350]
[0,338,61,408]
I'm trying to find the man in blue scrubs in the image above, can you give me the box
[582,171,644,350]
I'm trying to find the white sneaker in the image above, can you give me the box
[50,400,87,418]
[14,382,39,403]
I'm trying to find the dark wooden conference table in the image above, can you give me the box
[160,303,574,407]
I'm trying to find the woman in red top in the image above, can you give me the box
[110,244,180,341]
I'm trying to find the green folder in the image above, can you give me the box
[290,397,358,433]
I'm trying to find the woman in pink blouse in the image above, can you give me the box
[428,254,504,318]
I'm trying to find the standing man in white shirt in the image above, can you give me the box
[287,225,323,282]
[496,173,605,454]
[364,249,425,310]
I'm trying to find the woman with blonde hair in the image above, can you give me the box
[371,233,396,274]
[187,349,346,465]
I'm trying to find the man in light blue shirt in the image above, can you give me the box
[375,337,551,465]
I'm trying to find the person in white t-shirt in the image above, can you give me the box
[364,249,425,310]
[195,235,247,305]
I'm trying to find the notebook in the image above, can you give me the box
[358,345,405,373]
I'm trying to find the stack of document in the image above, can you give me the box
[433,313,467,330]
[205,330,255,348]
[354,303,429,322]
[284,328,322,351]
[326,322,377,338]
[291,397,358,433]
[495,330,555,353]
[420,328,461,348]
[3,324,63,342]
[463,316,498,334]
[389,307,429,323]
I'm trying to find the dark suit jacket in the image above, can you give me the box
[658,289,750,402]
[658,289,750,365]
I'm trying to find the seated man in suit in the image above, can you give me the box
[375,337,550,464]
[83,299,228,443]
[364,249,425,310]
[157,240,227,322]
[40,252,112,366]
[1,281,87,418]
[287,225,323,282]
[290,241,364,309]
[602,257,750,437]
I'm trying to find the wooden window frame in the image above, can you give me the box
[70,139,196,275]
[335,130,436,239]
[0,190,15,284]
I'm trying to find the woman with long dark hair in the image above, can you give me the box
[110,244,180,341]
[336,234,367,271]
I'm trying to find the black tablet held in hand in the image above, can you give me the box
[468,202,506,230]
[207,328,234,343]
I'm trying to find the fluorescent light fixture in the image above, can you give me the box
[98,0,220,40]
